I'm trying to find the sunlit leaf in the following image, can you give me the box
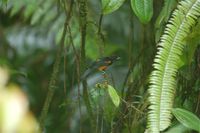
[102,0,125,15]
[172,108,200,132]
[107,85,120,107]
[131,0,153,24]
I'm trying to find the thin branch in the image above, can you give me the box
[78,0,95,129]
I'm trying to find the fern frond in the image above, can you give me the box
[147,0,200,132]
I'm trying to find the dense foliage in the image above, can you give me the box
[0,0,200,133]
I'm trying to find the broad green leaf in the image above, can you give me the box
[107,85,120,107]
[131,0,153,24]
[164,124,189,133]
[102,0,125,15]
[172,108,200,132]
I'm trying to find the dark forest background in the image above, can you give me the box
[0,0,200,133]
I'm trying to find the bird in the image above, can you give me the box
[81,55,120,79]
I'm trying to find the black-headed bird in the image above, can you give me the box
[81,55,120,79]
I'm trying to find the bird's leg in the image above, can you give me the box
[101,71,109,87]
[101,70,109,80]
[102,71,106,78]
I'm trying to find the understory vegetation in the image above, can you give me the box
[0,0,200,133]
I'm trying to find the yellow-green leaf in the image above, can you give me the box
[107,85,120,107]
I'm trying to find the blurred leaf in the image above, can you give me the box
[55,27,64,44]
[23,2,38,19]
[155,0,176,28]
[180,21,200,67]
[0,67,9,87]
[104,43,121,56]
[180,42,199,67]
[172,108,200,132]
[90,88,105,105]
[155,26,164,43]
[194,79,200,91]
[107,85,120,107]
[131,0,153,24]
[10,0,22,16]
[178,65,192,80]
[10,69,27,77]
[90,86,117,122]
[164,124,189,133]
[102,0,125,15]
[17,112,38,133]
[103,96,117,122]
[31,6,48,25]
[0,84,29,132]
[9,0,38,17]
[185,20,200,44]
[86,36,100,60]
[155,0,177,42]
[1,0,8,5]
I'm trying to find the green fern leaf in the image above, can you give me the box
[147,0,200,132]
